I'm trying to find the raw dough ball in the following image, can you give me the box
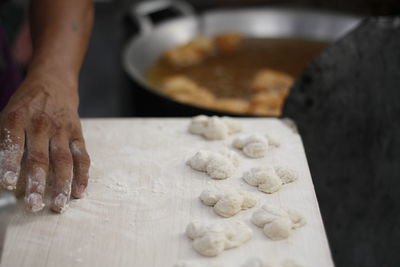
[223,221,253,249]
[200,185,258,217]
[243,167,282,194]
[188,115,242,140]
[213,193,244,217]
[187,150,239,179]
[221,117,243,134]
[186,220,252,257]
[274,167,298,184]
[265,133,282,147]
[205,156,235,179]
[286,209,306,229]
[251,204,289,227]
[204,117,230,140]
[232,134,268,158]
[251,204,306,240]
[193,232,226,257]
[262,217,292,240]
[186,150,210,171]
[243,166,298,194]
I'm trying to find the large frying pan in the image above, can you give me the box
[122,0,361,116]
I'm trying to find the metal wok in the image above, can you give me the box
[122,0,361,116]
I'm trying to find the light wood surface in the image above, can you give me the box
[1,118,334,267]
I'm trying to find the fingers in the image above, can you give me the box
[23,118,50,212]
[50,135,73,213]
[0,111,25,190]
[1,109,90,213]
[70,140,90,199]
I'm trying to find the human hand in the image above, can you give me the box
[0,71,90,213]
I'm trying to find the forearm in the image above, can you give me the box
[28,0,93,85]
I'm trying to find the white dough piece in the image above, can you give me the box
[242,166,298,194]
[221,117,243,134]
[263,217,293,240]
[232,134,268,158]
[186,220,252,257]
[274,166,298,184]
[188,115,242,140]
[251,204,306,240]
[265,133,282,147]
[242,167,282,193]
[187,150,239,179]
[200,185,258,217]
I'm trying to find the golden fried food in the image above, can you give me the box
[214,32,243,53]
[248,92,286,116]
[213,98,249,114]
[188,36,215,54]
[163,36,214,67]
[251,69,294,93]
[162,75,215,107]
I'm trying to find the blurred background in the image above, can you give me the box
[1,0,400,117]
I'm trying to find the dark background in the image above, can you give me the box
[2,0,400,117]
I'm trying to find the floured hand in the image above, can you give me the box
[0,72,90,213]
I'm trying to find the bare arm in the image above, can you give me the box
[29,0,93,82]
[0,0,94,213]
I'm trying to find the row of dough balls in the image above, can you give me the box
[184,116,305,262]
[189,115,280,158]
[174,258,304,267]
[200,185,258,217]
[187,150,298,194]
[185,204,306,257]
[188,115,243,140]
[186,220,252,257]
[186,150,239,180]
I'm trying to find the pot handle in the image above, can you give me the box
[130,0,195,35]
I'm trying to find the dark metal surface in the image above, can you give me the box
[283,16,400,267]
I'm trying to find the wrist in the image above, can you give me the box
[27,56,80,89]
[26,66,79,93]
[20,67,80,109]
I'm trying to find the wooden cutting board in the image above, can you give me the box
[1,118,334,267]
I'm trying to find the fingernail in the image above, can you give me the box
[2,171,18,190]
[75,184,87,198]
[25,193,45,213]
[53,193,69,213]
